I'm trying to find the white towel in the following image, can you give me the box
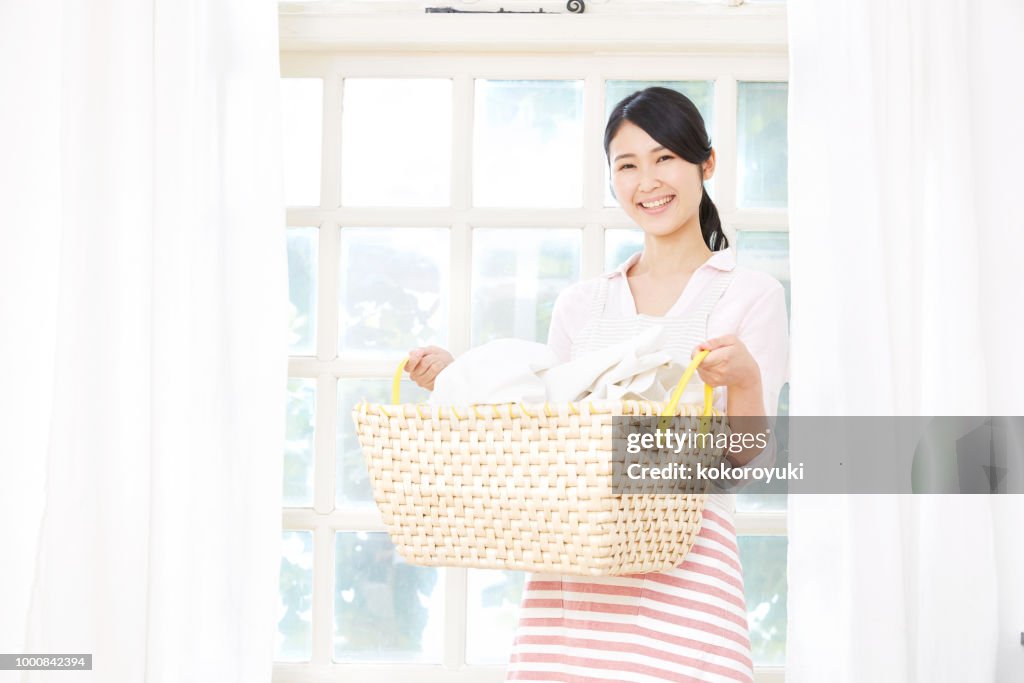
[430,338,560,405]
[430,327,687,406]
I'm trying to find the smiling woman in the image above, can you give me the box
[400,86,789,682]
[499,87,788,683]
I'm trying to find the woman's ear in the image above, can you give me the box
[702,148,717,180]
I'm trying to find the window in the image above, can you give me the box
[278,5,789,681]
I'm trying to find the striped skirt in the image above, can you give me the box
[505,506,754,683]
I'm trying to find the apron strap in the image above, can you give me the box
[695,270,738,325]
[571,276,611,359]
[588,276,612,319]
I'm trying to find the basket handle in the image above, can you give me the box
[392,350,713,415]
[661,349,713,418]
[393,357,409,404]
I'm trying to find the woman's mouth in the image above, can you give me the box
[637,195,675,214]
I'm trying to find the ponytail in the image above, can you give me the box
[698,185,729,251]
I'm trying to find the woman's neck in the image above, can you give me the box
[631,220,713,278]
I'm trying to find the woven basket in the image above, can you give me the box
[352,351,728,576]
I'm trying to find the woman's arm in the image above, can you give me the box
[695,281,789,467]
[736,281,790,420]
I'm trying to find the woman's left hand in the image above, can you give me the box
[691,335,761,391]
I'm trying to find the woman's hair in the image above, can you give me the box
[604,87,728,251]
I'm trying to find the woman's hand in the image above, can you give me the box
[405,346,454,391]
[693,335,768,467]
[691,335,761,391]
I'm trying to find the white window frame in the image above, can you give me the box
[279,5,788,682]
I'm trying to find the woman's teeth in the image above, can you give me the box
[640,196,673,209]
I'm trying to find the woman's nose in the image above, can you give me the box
[638,167,661,192]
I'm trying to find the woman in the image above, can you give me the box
[407,87,788,682]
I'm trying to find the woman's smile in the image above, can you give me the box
[637,194,676,214]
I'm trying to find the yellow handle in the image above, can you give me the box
[660,349,713,418]
[657,350,715,435]
[392,357,408,404]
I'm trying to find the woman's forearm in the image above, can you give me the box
[724,380,769,467]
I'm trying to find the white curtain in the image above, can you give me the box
[0,1,287,681]
[787,0,1024,681]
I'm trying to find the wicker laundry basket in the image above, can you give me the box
[352,351,728,576]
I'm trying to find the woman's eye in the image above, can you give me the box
[617,163,635,171]
[657,155,674,163]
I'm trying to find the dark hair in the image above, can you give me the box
[603,87,728,251]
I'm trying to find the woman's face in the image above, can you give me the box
[608,121,713,238]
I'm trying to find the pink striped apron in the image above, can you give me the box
[505,270,754,683]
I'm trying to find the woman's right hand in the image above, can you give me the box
[405,346,454,391]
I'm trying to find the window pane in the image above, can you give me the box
[471,228,581,345]
[341,79,452,207]
[466,569,526,664]
[737,82,788,208]
[334,532,443,662]
[604,228,644,272]
[738,535,787,666]
[284,378,315,507]
[604,81,716,207]
[338,228,449,354]
[276,530,313,662]
[337,379,430,507]
[474,80,583,208]
[287,227,318,355]
[280,79,322,207]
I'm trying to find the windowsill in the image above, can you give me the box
[279,3,787,54]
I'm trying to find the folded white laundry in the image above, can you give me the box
[429,338,560,405]
[430,327,695,406]
[539,326,675,402]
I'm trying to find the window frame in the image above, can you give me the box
[279,6,788,682]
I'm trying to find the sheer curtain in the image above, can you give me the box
[787,0,1024,680]
[0,1,287,682]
